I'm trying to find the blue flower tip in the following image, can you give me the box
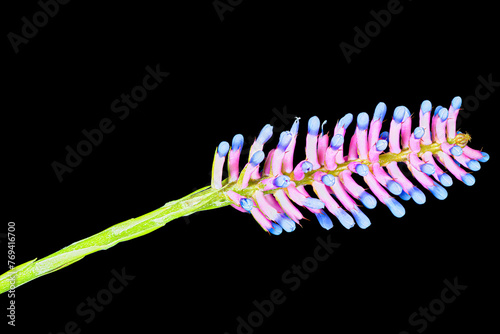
[379,131,389,141]
[330,134,344,149]
[315,212,333,230]
[393,106,407,123]
[278,131,293,151]
[308,116,320,136]
[240,198,253,212]
[277,215,295,232]
[421,100,432,114]
[414,127,425,139]
[374,102,387,120]
[429,183,448,200]
[360,192,377,209]
[452,96,462,110]
[257,124,273,144]
[462,174,475,186]
[479,152,489,162]
[434,105,443,116]
[232,134,244,151]
[273,175,291,188]
[217,141,230,157]
[352,209,371,229]
[321,174,336,186]
[451,145,462,156]
[269,223,283,235]
[336,209,355,229]
[438,108,449,122]
[420,163,435,175]
[438,173,453,187]
[386,198,406,218]
[301,161,313,173]
[339,113,353,129]
[467,160,481,171]
[399,191,411,201]
[355,164,369,176]
[376,139,388,152]
[387,180,402,195]
[409,187,426,204]
[249,151,265,166]
[357,112,369,130]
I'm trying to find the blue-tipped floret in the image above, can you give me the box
[276,214,296,232]
[352,208,371,229]
[379,131,389,141]
[338,113,353,129]
[321,174,335,186]
[249,151,265,166]
[479,152,489,162]
[409,186,426,204]
[450,145,463,156]
[360,192,377,209]
[428,182,448,200]
[376,139,388,152]
[315,210,333,230]
[301,161,314,173]
[414,127,425,139]
[330,134,344,149]
[393,106,408,123]
[304,197,325,210]
[421,100,432,114]
[467,160,481,171]
[273,175,291,188]
[373,102,387,121]
[335,209,355,229]
[438,173,453,187]
[231,134,244,151]
[434,105,443,116]
[269,223,283,235]
[462,174,475,186]
[438,108,449,122]
[240,198,254,212]
[420,163,435,175]
[277,131,293,151]
[355,164,369,176]
[257,124,273,144]
[385,198,405,218]
[308,116,320,136]
[387,180,403,195]
[452,96,462,110]
[217,141,230,157]
[399,191,411,201]
[357,112,370,130]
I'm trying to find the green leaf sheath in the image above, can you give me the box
[0,186,231,294]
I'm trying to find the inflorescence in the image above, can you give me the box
[210,97,489,235]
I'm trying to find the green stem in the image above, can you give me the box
[0,186,231,294]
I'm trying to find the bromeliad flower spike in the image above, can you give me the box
[0,96,489,293]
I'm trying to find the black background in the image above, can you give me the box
[2,1,498,333]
